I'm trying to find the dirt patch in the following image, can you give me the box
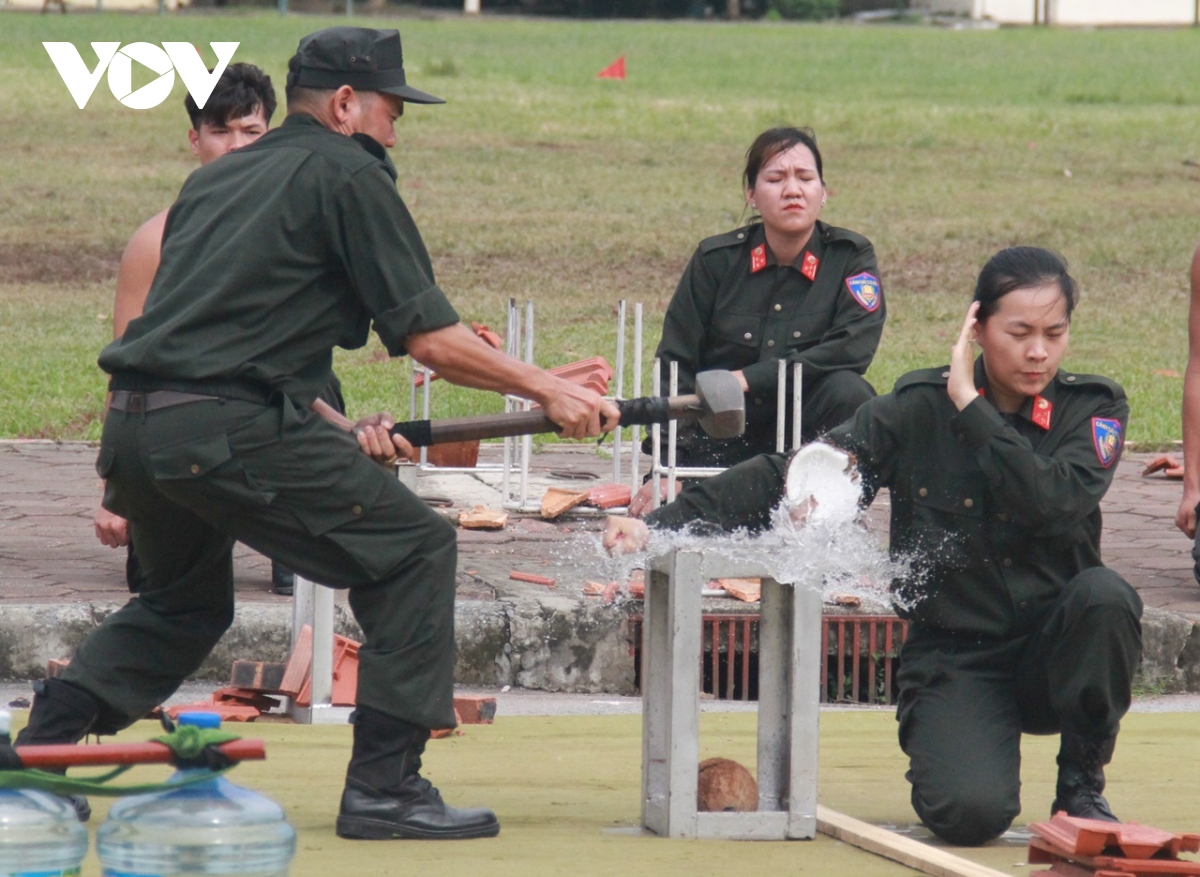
[0,243,121,286]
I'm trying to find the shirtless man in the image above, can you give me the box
[92,62,305,594]
[1176,244,1200,583]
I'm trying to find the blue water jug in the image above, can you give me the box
[0,710,88,877]
[96,712,295,877]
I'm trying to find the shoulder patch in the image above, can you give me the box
[699,226,755,254]
[1091,417,1123,468]
[845,272,882,312]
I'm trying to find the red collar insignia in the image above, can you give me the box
[750,244,767,274]
[1031,395,1052,430]
[801,252,819,281]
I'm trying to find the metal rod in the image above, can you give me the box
[501,299,516,506]
[631,303,643,496]
[792,361,803,450]
[651,358,662,511]
[776,359,787,453]
[311,583,334,709]
[613,299,626,487]
[419,366,431,468]
[667,361,678,507]
[519,300,535,510]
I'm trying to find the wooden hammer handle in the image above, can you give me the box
[389,395,702,448]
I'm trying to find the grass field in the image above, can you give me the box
[2,15,1199,443]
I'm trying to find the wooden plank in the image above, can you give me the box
[816,806,1013,877]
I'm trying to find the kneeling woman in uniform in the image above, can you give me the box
[647,126,885,469]
[611,246,1142,846]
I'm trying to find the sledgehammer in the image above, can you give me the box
[389,369,746,447]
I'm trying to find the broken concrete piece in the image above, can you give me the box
[583,581,609,597]
[540,487,589,519]
[830,594,863,608]
[459,505,508,530]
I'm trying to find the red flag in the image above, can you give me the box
[596,55,626,80]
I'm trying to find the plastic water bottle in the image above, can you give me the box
[0,710,89,877]
[97,712,295,877]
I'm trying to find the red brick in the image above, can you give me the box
[278,624,312,697]
[46,659,70,679]
[510,570,556,587]
[587,483,632,510]
[166,702,260,722]
[453,695,496,725]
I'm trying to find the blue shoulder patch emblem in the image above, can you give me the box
[1091,417,1122,468]
[845,273,881,312]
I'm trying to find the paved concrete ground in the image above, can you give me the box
[2,439,1199,686]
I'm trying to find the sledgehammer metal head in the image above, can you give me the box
[692,369,745,439]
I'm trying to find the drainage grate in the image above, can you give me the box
[630,614,908,705]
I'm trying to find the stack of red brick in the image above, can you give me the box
[1029,813,1200,876]
[47,629,498,727]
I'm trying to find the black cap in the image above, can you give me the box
[290,27,444,105]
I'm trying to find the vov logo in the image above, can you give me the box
[43,42,239,110]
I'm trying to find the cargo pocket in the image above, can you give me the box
[147,433,275,509]
[290,456,386,537]
[95,444,133,519]
[291,459,392,581]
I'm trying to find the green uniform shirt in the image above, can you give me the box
[654,220,884,429]
[647,357,1128,640]
[98,113,460,406]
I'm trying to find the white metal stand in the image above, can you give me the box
[641,548,821,840]
[288,576,353,725]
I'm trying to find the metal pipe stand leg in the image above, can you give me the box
[641,547,821,840]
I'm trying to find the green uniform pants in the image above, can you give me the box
[73,394,458,732]
[895,567,1142,846]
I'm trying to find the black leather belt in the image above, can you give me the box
[109,390,218,414]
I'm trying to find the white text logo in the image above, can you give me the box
[43,42,239,110]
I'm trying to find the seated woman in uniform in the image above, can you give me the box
[610,247,1142,846]
[647,126,884,470]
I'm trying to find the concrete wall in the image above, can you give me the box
[916,0,1199,24]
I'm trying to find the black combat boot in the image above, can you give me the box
[14,679,103,823]
[336,705,499,840]
[1050,732,1119,822]
[270,562,295,597]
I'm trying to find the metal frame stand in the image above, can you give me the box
[287,576,353,725]
[641,548,821,839]
[649,361,803,511]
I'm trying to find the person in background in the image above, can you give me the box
[644,126,884,477]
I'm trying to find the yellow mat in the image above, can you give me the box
[12,709,1200,877]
